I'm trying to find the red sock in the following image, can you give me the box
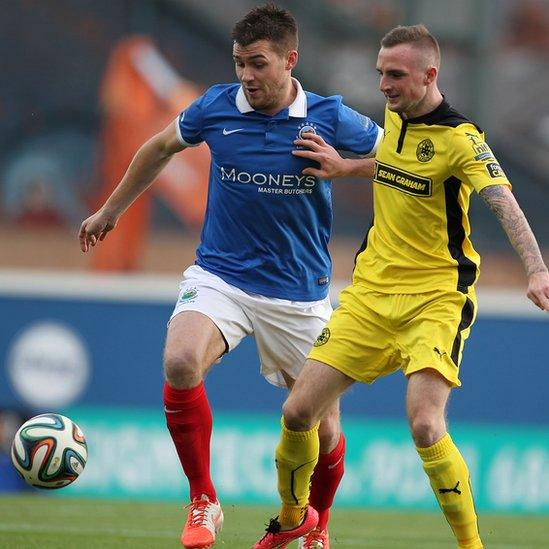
[163,382,216,502]
[309,433,346,530]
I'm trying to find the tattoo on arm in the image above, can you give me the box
[479,185,548,277]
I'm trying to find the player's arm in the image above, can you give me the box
[292,132,376,179]
[479,184,549,311]
[79,121,186,252]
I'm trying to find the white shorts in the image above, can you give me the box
[170,265,332,387]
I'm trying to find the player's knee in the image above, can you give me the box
[163,348,204,388]
[282,397,317,431]
[409,413,445,447]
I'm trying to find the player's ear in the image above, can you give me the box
[286,50,298,71]
[424,66,437,85]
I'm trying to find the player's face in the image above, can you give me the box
[233,40,297,114]
[377,44,432,118]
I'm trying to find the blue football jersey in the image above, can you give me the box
[176,79,382,301]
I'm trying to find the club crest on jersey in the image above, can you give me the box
[416,139,435,162]
[296,122,318,140]
[313,327,331,347]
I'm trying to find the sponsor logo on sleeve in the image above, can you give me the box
[474,152,495,162]
[486,162,505,178]
[466,132,494,158]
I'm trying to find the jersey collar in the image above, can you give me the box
[400,98,450,125]
[235,78,307,118]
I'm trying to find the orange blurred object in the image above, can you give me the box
[92,36,210,271]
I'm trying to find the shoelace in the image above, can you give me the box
[259,517,282,540]
[304,529,326,548]
[186,500,211,526]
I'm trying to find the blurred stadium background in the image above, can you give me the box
[0,0,548,546]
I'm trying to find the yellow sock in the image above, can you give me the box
[417,433,483,549]
[276,417,319,528]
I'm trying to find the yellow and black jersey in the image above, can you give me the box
[354,99,511,294]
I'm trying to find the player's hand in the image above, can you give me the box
[78,209,118,252]
[292,132,349,178]
[526,269,549,312]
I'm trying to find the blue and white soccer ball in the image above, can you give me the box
[11,413,88,489]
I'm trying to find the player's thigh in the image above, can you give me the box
[406,368,452,421]
[400,290,477,387]
[307,285,396,383]
[406,369,452,445]
[166,266,253,371]
[284,359,354,428]
[253,296,332,387]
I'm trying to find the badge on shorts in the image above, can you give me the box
[313,327,331,347]
[179,287,198,302]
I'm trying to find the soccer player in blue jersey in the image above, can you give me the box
[79,4,382,549]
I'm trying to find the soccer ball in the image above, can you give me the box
[11,413,88,489]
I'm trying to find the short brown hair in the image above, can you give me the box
[232,3,298,55]
[381,24,440,67]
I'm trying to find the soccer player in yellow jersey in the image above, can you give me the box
[253,24,549,549]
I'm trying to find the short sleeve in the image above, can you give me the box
[335,102,383,157]
[175,94,205,147]
[449,124,511,192]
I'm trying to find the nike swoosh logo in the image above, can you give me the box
[223,128,244,135]
[164,406,181,414]
[327,455,344,469]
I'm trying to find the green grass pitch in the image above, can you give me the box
[0,494,547,548]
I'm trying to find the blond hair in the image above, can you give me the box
[381,24,440,67]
